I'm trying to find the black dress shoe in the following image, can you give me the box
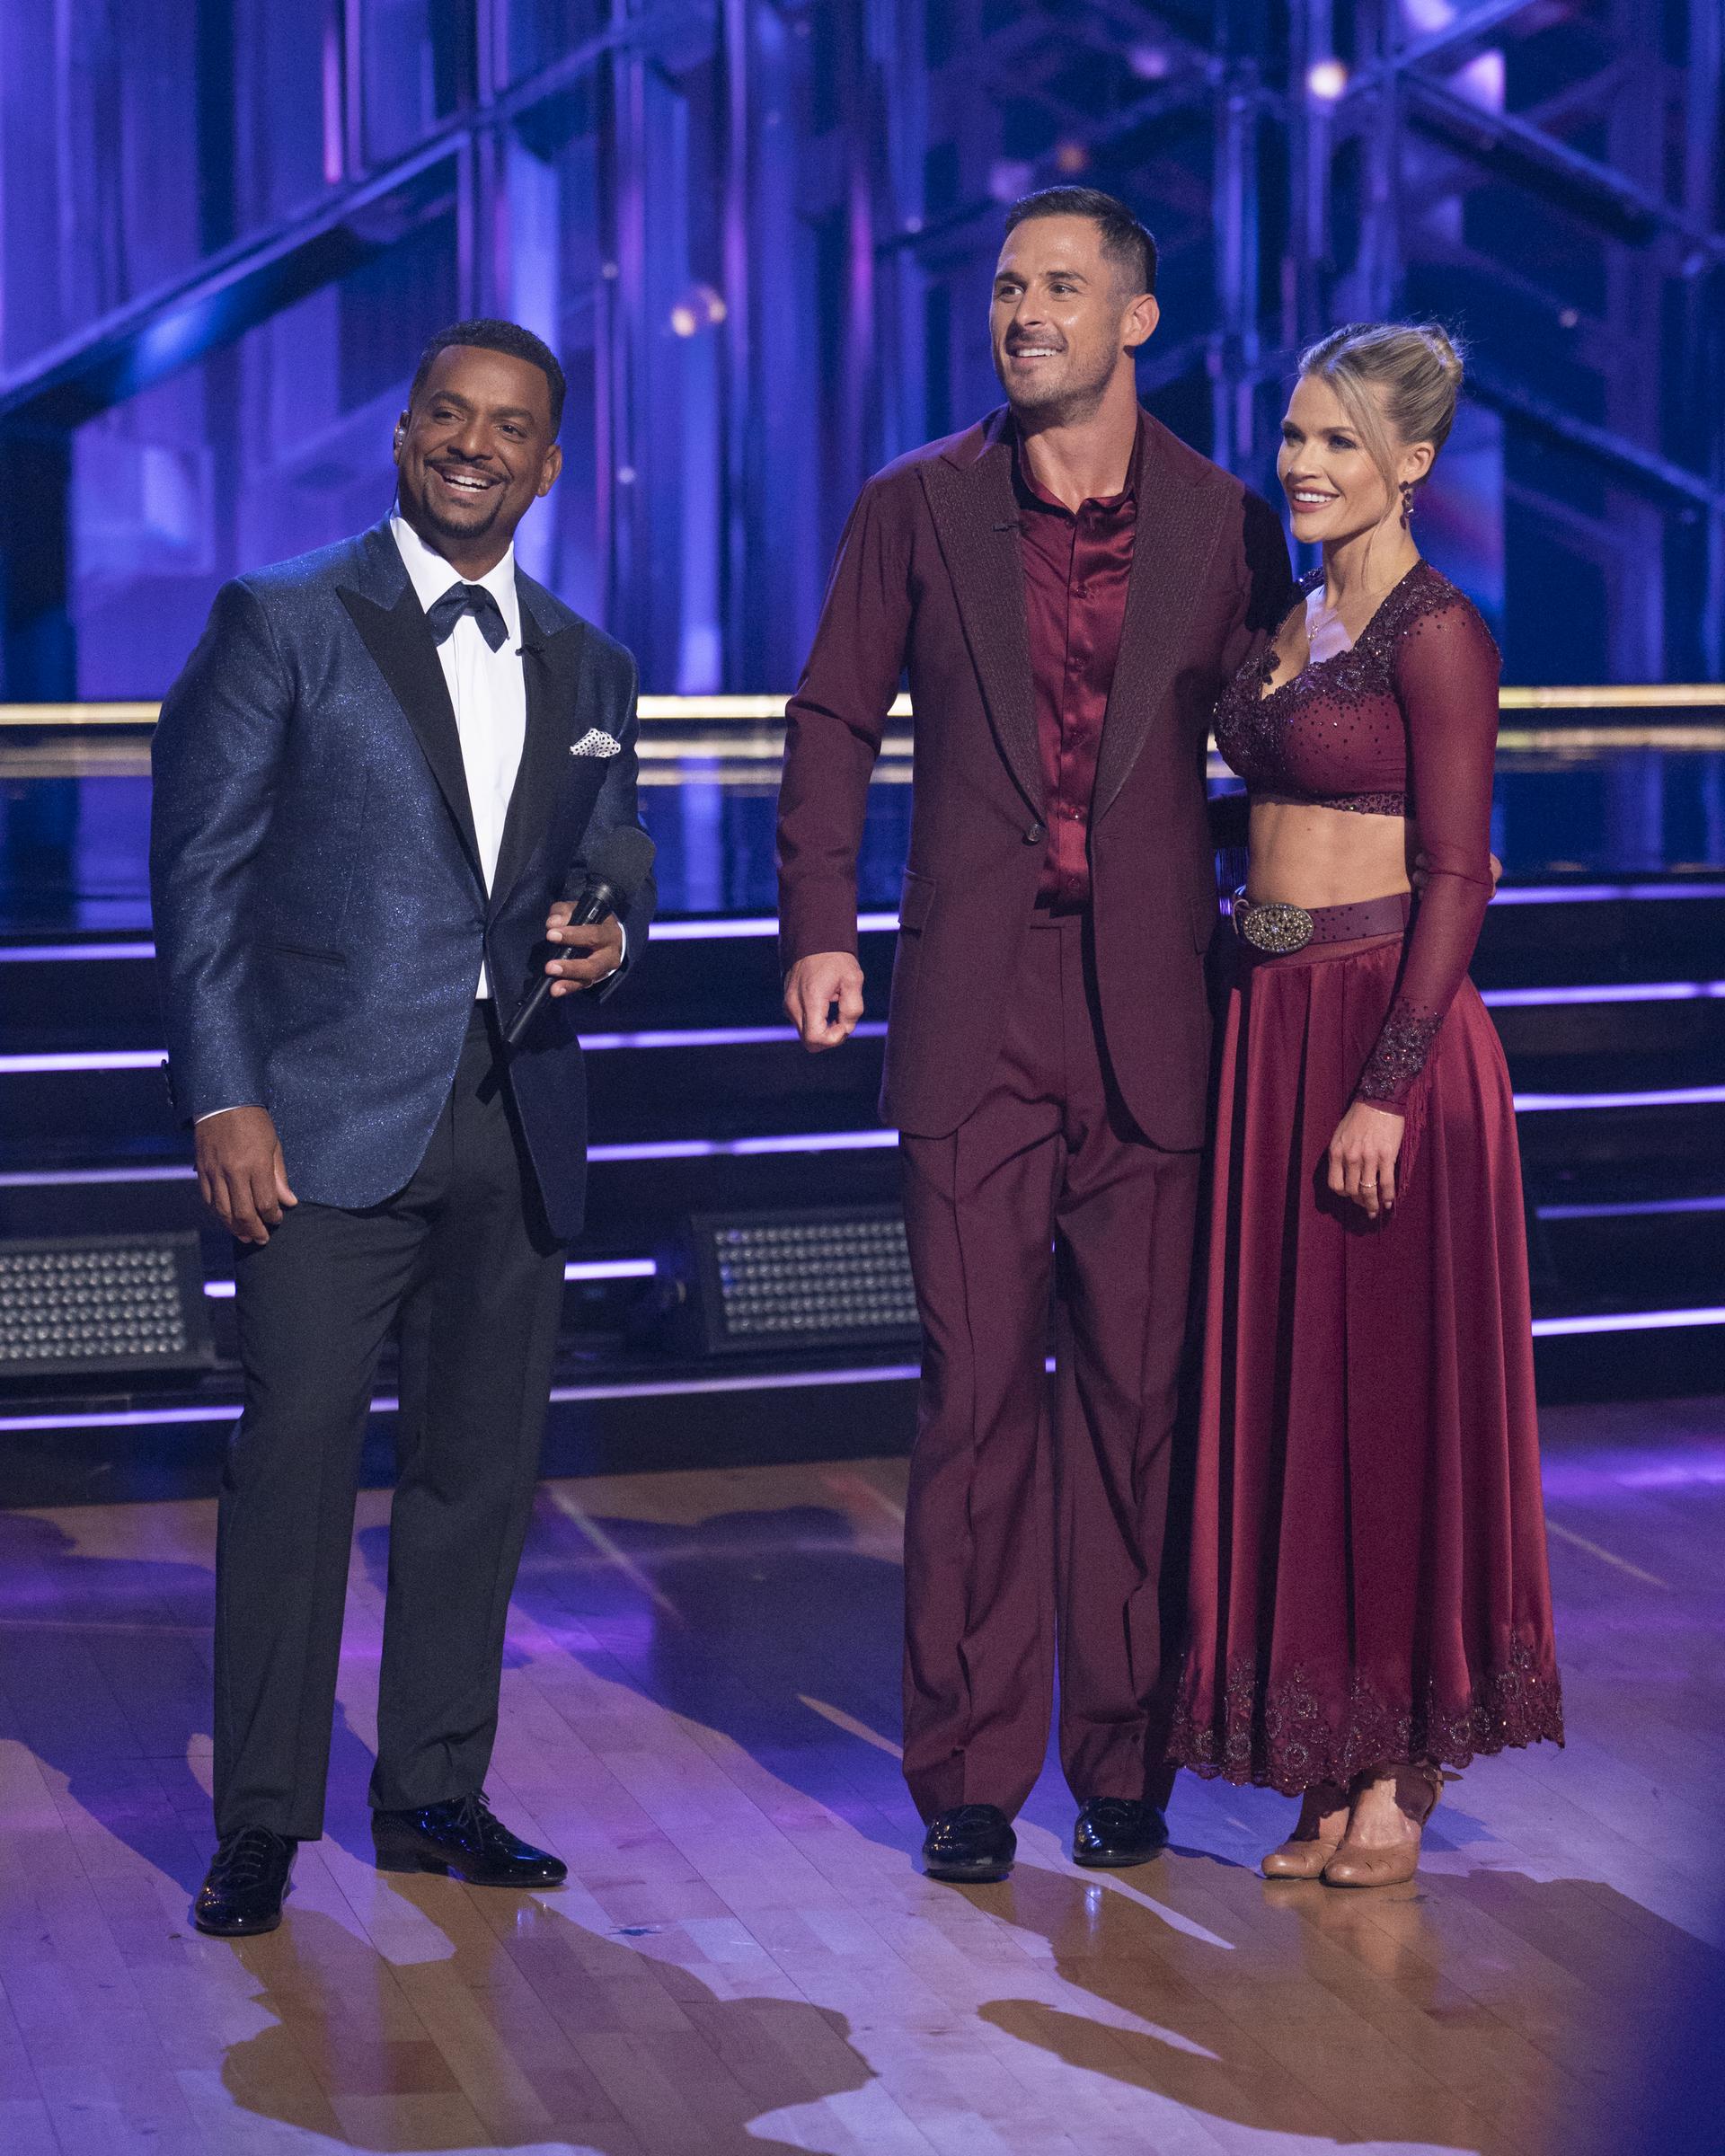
[1073,1796,1170,1868]
[372,1792,567,1887]
[922,1804,1017,1883]
[193,1827,296,1936]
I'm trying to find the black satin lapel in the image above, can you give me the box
[491,616,588,908]
[1092,469,1234,822]
[338,585,482,872]
[920,453,1043,815]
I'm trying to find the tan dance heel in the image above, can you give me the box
[1261,1784,1349,1879]
[1322,1765,1443,1888]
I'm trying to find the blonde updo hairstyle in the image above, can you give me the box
[1296,321,1465,522]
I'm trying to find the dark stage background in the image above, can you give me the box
[0,0,1721,1491]
[0,0,1721,697]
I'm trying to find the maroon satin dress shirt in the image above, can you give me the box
[1013,428,1139,906]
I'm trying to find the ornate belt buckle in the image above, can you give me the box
[1235,894,1314,955]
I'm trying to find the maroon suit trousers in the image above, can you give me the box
[898,906,1200,1821]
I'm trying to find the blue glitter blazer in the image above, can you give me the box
[149,517,656,1240]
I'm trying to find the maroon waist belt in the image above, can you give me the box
[1232,886,1411,957]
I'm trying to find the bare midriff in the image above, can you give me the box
[1245,798,1413,911]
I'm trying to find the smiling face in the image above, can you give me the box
[1278,371,1434,547]
[990,215,1158,423]
[394,344,562,572]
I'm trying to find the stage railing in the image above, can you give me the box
[3,689,1724,786]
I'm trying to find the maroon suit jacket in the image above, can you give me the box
[777,405,1292,1148]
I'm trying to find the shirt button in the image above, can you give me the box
[1024,822,1046,844]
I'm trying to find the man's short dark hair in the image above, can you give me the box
[410,319,567,437]
[1003,187,1158,299]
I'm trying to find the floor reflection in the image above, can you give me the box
[967,1847,1719,2154]
[401,1493,920,1851]
[0,1508,385,1892]
[221,1890,871,2153]
[4,1427,1722,2156]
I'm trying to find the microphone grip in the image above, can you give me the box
[567,878,621,929]
[500,878,620,1047]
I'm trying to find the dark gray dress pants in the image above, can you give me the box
[214,1004,567,1840]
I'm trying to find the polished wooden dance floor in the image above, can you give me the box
[1,1398,1721,2156]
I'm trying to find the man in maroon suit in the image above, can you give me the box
[776,187,1292,1882]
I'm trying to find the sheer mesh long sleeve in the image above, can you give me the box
[1354,596,1501,1109]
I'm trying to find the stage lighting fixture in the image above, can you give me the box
[676,1206,922,1356]
[0,1233,215,1380]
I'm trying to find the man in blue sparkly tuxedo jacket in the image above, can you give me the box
[150,321,655,1938]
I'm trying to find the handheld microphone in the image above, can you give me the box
[503,825,657,1048]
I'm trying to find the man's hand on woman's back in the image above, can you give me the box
[1410,847,1503,895]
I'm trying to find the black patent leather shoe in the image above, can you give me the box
[922,1804,1016,1883]
[1073,1796,1170,1868]
[372,1791,567,1887]
[193,1827,296,1936]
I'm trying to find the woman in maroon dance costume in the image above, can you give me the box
[1169,323,1563,1886]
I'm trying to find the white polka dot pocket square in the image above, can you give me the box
[570,729,623,759]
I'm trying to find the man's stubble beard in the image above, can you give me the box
[996,343,1121,430]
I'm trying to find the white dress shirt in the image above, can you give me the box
[391,513,526,999]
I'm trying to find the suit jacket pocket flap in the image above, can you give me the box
[900,871,937,933]
[267,939,347,966]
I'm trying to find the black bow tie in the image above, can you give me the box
[425,581,509,652]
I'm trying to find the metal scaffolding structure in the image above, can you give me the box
[865,0,1725,683]
[0,0,1718,695]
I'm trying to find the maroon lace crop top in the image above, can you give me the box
[1212,561,1502,1109]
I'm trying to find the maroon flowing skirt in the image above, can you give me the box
[1169,932,1564,1794]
